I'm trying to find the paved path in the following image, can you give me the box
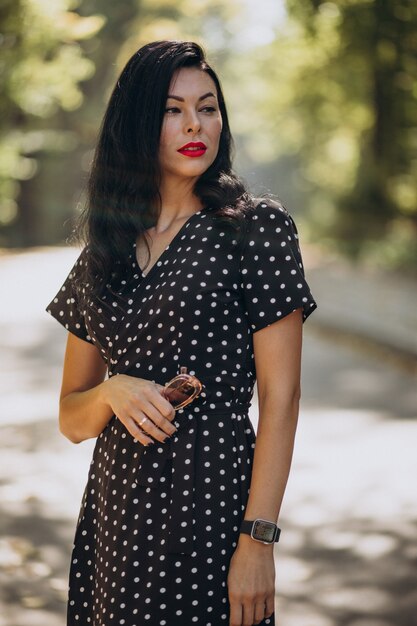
[305,245,417,363]
[1,248,416,626]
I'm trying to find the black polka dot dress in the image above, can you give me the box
[46,199,317,626]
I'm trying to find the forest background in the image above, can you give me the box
[1,0,416,273]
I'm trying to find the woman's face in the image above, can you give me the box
[159,67,223,185]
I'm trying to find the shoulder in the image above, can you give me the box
[64,244,92,301]
[69,244,90,275]
[246,196,291,219]
[244,197,298,235]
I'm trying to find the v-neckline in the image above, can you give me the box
[132,207,207,281]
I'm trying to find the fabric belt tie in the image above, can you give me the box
[135,401,252,556]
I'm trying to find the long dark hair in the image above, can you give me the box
[72,40,254,299]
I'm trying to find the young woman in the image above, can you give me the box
[46,40,317,626]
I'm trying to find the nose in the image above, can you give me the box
[185,110,201,135]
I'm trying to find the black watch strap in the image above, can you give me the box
[240,519,281,543]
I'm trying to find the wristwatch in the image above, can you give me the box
[240,518,281,544]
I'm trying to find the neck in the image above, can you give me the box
[158,175,202,218]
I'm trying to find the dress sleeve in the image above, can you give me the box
[239,200,317,332]
[45,246,93,344]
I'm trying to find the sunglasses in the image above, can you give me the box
[162,366,203,410]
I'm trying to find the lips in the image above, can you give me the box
[177,142,207,158]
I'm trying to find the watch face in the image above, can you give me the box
[252,520,276,543]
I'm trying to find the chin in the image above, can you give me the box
[162,153,217,181]
[176,163,214,179]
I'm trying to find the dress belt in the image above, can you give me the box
[135,401,252,555]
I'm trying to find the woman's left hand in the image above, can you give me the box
[227,535,276,626]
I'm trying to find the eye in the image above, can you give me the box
[165,107,181,114]
[200,106,216,113]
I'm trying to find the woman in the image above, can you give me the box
[46,40,317,626]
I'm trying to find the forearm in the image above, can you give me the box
[59,379,114,444]
[243,393,300,524]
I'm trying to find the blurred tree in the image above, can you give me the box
[341,0,417,269]
[0,0,105,245]
[287,0,417,268]
[33,0,139,246]
[226,0,417,271]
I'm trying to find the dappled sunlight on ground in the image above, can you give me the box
[1,248,416,625]
[0,419,95,626]
[276,514,417,625]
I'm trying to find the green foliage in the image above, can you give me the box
[113,0,244,70]
[227,0,417,271]
[0,0,105,226]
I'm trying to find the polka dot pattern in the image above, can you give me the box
[239,201,317,331]
[45,199,317,624]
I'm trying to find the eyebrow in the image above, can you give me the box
[166,91,217,102]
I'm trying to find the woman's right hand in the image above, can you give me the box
[102,374,177,446]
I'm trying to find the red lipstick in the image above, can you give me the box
[177,142,207,158]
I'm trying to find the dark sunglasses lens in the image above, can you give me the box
[164,380,196,407]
